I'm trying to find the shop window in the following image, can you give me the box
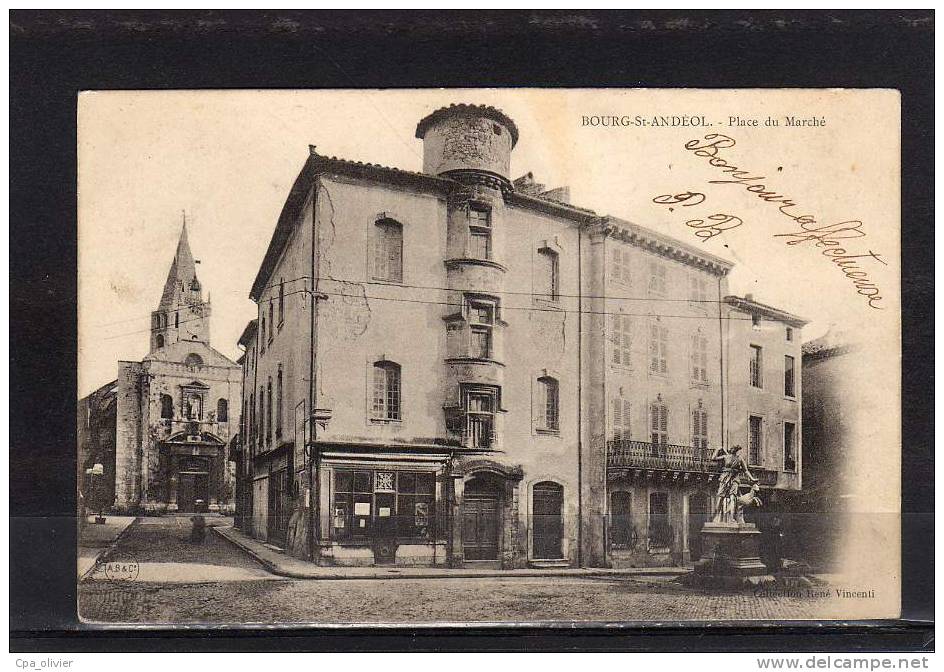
[332,469,434,542]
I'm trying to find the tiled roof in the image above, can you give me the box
[415,103,520,147]
[724,295,808,327]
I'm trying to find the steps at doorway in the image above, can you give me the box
[529,559,571,569]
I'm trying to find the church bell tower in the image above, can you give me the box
[150,215,211,351]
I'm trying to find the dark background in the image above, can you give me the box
[9,9,934,652]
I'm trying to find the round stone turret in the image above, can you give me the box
[415,104,519,188]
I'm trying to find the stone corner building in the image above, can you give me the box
[234,104,806,568]
[82,223,241,514]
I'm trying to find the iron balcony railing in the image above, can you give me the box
[606,439,721,474]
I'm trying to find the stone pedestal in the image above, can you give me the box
[689,521,775,589]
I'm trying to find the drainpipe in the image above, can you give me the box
[576,224,583,568]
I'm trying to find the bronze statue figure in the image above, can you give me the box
[711,445,762,523]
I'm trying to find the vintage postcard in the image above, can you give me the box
[77,89,900,624]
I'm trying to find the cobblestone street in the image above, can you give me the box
[79,517,853,625]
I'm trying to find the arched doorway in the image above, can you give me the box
[462,477,502,561]
[533,481,564,560]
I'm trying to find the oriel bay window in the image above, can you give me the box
[463,385,498,449]
[332,469,435,542]
[467,205,492,260]
[466,296,497,360]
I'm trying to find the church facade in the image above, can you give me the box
[107,223,241,513]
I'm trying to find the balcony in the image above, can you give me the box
[607,440,721,478]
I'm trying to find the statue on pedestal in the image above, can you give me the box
[711,445,762,523]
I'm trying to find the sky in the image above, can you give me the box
[78,89,900,397]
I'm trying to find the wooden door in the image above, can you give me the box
[462,479,500,561]
[178,474,196,512]
[533,482,563,560]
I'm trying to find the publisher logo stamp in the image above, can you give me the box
[101,554,140,582]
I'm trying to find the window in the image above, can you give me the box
[185,393,203,420]
[278,279,285,325]
[268,302,274,343]
[689,274,709,303]
[648,492,671,549]
[468,206,491,260]
[750,345,763,387]
[786,326,794,342]
[612,396,631,441]
[276,366,284,436]
[175,311,179,328]
[692,402,708,451]
[537,376,559,431]
[160,394,173,420]
[649,321,668,374]
[611,247,630,285]
[611,314,632,366]
[260,315,266,353]
[156,334,165,348]
[371,361,401,422]
[471,326,492,359]
[266,378,273,443]
[536,248,559,301]
[464,386,498,449]
[784,355,796,397]
[749,415,763,466]
[752,313,762,329]
[783,421,797,472]
[185,353,203,368]
[258,385,265,443]
[217,398,229,423]
[610,491,635,549]
[467,296,497,360]
[650,400,668,447]
[332,469,434,542]
[373,218,403,282]
[648,260,667,295]
[691,329,708,383]
[248,393,255,445]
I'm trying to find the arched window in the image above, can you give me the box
[371,361,401,421]
[373,218,403,282]
[160,394,173,419]
[537,376,559,431]
[156,334,165,348]
[185,353,203,368]
[217,398,229,423]
[186,393,203,420]
[537,248,559,301]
